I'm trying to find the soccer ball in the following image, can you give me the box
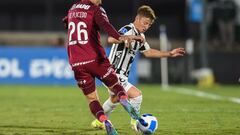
[136,114,158,134]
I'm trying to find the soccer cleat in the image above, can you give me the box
[119,98,148,127]
[91,119,105,129]
[119,98,140,120]
[130,118,138,132]
[104,120,118,135]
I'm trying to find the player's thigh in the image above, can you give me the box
[92,59,118,87]
[72,66,96,95]
[117,74,141,98]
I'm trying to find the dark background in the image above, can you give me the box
[0,0,186,38]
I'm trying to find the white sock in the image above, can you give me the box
[129,95,142,115]
[103,98,118,117]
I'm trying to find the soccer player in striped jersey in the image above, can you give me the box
[91,5,185,131]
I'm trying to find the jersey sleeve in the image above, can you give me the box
[139,42,150,53]
[94,6,120,40]
[139,34,150,53]
[118,26,132,35]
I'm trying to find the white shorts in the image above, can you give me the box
[106,74,133,95]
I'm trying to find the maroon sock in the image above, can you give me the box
[111,83,128,99]
[89,100,105,121]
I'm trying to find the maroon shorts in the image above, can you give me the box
[72,59,118,95]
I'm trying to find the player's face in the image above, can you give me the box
[97,0,102,5]
[136,16,152,33]
[91,0,102,5]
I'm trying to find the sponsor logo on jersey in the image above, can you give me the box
[71,4,90,10]
[119,28,128,34]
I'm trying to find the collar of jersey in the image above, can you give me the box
[130,23,139,35]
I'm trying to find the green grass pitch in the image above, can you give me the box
[0,84,240,135]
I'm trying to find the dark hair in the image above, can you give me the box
[137,5,156,23]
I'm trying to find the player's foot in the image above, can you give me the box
[104,120,118,135]
[119,97,148,127]
[130,118,138,132]
[91,119,105,129]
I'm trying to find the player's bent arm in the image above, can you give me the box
[108,36,122,44]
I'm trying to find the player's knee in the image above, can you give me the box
[135,90,142,97]
[110,95,119,103]
[128,88,142,98]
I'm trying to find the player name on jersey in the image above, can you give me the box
[69,12,87,19]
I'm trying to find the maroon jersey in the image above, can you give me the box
[67,0,121,65]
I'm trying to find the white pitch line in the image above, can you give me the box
[162,87,240,104]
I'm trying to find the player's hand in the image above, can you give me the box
[119,35,144,48]
[169,48,185,57]
[119,35,131,48]
[62,16,68,29]
[130,35,144,42]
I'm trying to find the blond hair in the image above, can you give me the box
[137,5,156,23]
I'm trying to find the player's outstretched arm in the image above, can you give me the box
[169,48,186,57]
[143,48,185,58]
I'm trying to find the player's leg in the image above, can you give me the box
[92,59,147,126]
[128,86,142,111]
[102,84,142,130]
[91,95,118,129]
[73,66,117,135]
[108,83,147,126]
[103,76,137,117]
[127,86,143,130]
[103,96,119,117]
[86,91,117,135]
[91,96,118,129]
[101,71,140,120]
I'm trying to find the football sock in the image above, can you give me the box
[110,84,145,125]
[129,95,142,114]
[103,98,119,117]
[89,100,106,122]
[99,115,108,122]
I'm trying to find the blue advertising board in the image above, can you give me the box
[0,46,138,85]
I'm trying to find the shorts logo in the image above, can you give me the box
[119,77,125,83]
[78,79,86,85]
[101,67,114,79]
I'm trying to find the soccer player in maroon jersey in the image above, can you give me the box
[63,0,147,134]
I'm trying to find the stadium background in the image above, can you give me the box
[1,0,240,85]
[0,0,240,135]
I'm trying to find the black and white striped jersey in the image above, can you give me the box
[108,23,150,77]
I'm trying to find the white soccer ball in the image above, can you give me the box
[136,114,158,134]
